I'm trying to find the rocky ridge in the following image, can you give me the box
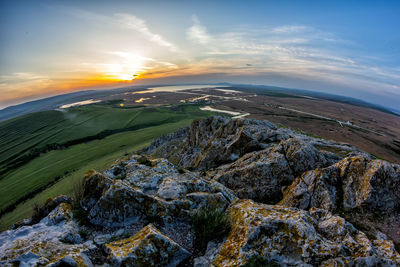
[1,116,399,266]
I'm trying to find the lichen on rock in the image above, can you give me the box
[212,199,400,266]
[106,224,190,266]
[1,116,399,266]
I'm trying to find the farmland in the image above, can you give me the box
[0,103,215,229]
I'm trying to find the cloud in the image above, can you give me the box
[116,14,177,51]
[183,21,400,98]
[187,15,212,44]
[271,25,312,34]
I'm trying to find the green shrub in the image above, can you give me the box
[72,178,85,209]
[73,207,91,226]
[137,155,153,166]
[192,205,231,249]
[242,255,280,267]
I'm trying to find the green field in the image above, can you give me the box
[0,103,215,229]
[0,104,207,175]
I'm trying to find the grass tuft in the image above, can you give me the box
[192,205,231,249]
[72,178,85,209]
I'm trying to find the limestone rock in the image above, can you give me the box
[212,138,339,204]
[105,224,190,267]
[213,148,294,203]
[0,203,94,267]
[213,199,400,266]
[83,155,236,227]
[280,156,400,213]
[145,116,366,172]
[193,240,223,267]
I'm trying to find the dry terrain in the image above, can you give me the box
[103,86,400,163]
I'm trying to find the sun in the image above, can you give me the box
[102,52,148,81]
[114,73,138,81]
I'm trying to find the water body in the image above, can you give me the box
[146,84,230,93]
[59,99,101,109]
[200,106,250,119]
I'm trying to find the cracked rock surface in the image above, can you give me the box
[1,116,399,266]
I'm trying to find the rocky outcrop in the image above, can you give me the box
[106,224,190,266]
[146,116,292,170]
[212,200,400,266]
[212,138,341,204]
[1,116,399,266]
[280,156,400,213]
[145,116,368,171]
[0,203,93,266]
[82,155,236,227]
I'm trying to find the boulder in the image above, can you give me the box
[280,156,400,213]
[213,148,294,203]
[212,138,340,204]
[0,203,94,266]
[83,155,236,227]
[105,224,190,266]
[212,199,400,266]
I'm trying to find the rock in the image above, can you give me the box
[144,116,366,172]
[3,116,398,266]
[193,240,223,267]
[280,156,400,213]
[212,199,400,266]
[83,155,236,227]
[27,195,73,225]
[212,138,340,204]
[0,203,94,266]
[213,147,294,203]
[105,224,190,266]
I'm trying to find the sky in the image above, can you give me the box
[1,0,400,110]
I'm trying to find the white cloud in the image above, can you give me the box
[187,15,212,44]
[116,13,177,51]
[182,22,400,96]
[271,25,312,34]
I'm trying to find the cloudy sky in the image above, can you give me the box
[1,0,400,110]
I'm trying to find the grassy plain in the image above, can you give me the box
[0,104,214,229]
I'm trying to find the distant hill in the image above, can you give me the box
[0,87,148,122]
[227,84,399,116]
[1,83,397,122]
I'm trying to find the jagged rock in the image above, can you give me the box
[11,195,73,229]
[105,224,190,266]
[145,116,294,170]
[212,199,400,266]
[142,127,189,165]
[145,116,366,172]
[3,117,398,266]
[83,155,236,227]
[213,147,294,203]
[193,240,223,267]
[280,156,400,213]
[212,138,340,204]
[0,203,94,266]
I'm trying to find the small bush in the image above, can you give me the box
[137,155,153,166]
[192,205,231,249]
[31,202,45,222]
[242,255,280,267]
[73,207,91,226]
[72,178,85,208]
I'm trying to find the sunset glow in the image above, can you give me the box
[1,1,399,110]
